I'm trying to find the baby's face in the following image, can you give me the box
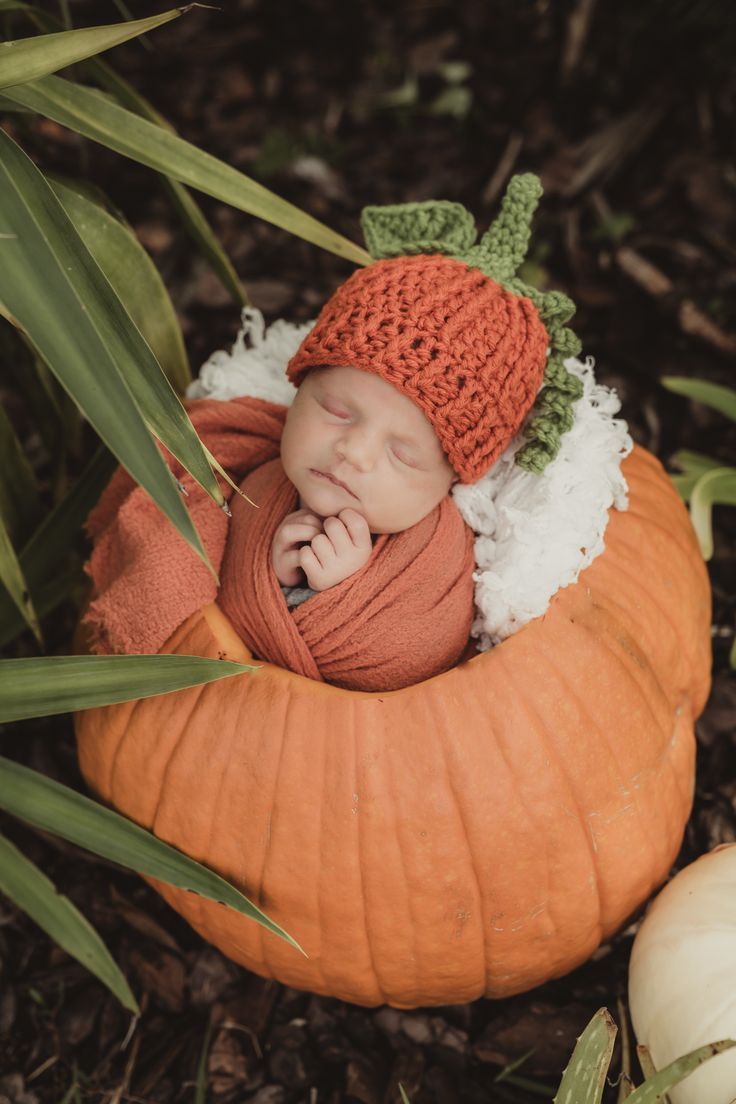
[280,366,455,534]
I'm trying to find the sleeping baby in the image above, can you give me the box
[84,177,579,692]
[216,186,555,691]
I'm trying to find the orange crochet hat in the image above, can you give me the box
[287,175,583,483]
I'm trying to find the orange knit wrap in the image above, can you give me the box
[287,254,550,483]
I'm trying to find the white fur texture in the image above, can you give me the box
[188,309,632,649]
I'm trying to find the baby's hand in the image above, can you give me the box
[271,508,323,586]
[299,509,372,591]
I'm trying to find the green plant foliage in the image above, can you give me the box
[0,7,185,89]
[627,1040,736,1102]
[0,504,41,641]
[549,1008,736,1101]
[0,757,304,953]
[690,467,736,560]
[0,445,115,647]
[49,175,191,394]
[663,377,736,573]
[662,376,736,422]
[0,653,255,722]
[78,47,249,309]
[3,74,372,266]
[0,397,39,542]
[0,128,220,573]
[0,835,139,1013]
[554,1008,617,1103]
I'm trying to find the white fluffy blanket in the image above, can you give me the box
[188,308,633,650]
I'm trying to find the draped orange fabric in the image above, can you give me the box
[84,397,285,656]
[83,395,476,690]
[218,458,475,691]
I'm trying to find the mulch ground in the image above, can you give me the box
[1,1,735,1100]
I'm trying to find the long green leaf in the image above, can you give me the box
[2,128,223,506]
[670,449,722,477]
[20,5,248,309]
[0,653,255,721]
[0,834,138,1012]
[689,466,736,559]
[0,128,215,573]
[0,757,303,953]
[0,505,41,642]
[0,8,186,90]
[554,1008,617,1104]
[85,59,248,308]
[627,1040,736,1102]
[0,397,39,541]
[3,75,372,266]
[661,377,736,423]
[0,446,115,646]
[669,451,722,502]
[49,176,190,393]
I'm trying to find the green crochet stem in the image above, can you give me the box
[361,174,583,474]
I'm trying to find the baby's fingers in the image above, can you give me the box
[280,520,322,546]
[338,508,372,548]
[308,532,336,568]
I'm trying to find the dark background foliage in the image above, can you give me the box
[1,1,735,1100]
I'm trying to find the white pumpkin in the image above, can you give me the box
[628,844,736,1103]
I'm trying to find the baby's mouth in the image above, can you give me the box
[310,469,357,498]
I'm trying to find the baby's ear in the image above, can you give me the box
[361,201,477,260]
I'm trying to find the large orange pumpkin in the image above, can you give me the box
[75,444,710,1008]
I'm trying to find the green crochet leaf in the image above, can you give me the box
[361,200,477,260]
[360,175,587,477]
[461,173,543,283]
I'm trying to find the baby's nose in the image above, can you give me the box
[336,429,379,471]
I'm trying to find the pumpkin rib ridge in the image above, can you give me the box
[459,659,554,943]
[107,696,150,813]
[490,651,566,941]
[622,498,702,564]
[424,679,489,997]
[539,637,669,917]
[191,683,245,961]
[352,700,389,1006]
[381,705,425,1001]
[581,545,692,683]
[146,686,208,836]
[89,699,134,804]
[531,631,640,931]
[492,647,604,963]
[606,512,705,620]
[253,683,297,988]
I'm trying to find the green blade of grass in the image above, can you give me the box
[194,1022,212,1104]
[82,55,248,308]
[0,8,186,89]
[0,834,139,1012]
[2,129,224,506]
[0,128,216,573]
[661,377,736,423]
[0,757,304,953]
[554,1008,617,1104]
[49,175,190,393]
[19,4,248,309]
[0,503,41,642]
[0,445,115,647]
[627,1040,736,1102]
[670,449,723,476]
[3,74,371,266]
[689,466,736,559]
[0,653,256,721]
[0,396,39,542]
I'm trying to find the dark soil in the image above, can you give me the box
[1,1,735,1101]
